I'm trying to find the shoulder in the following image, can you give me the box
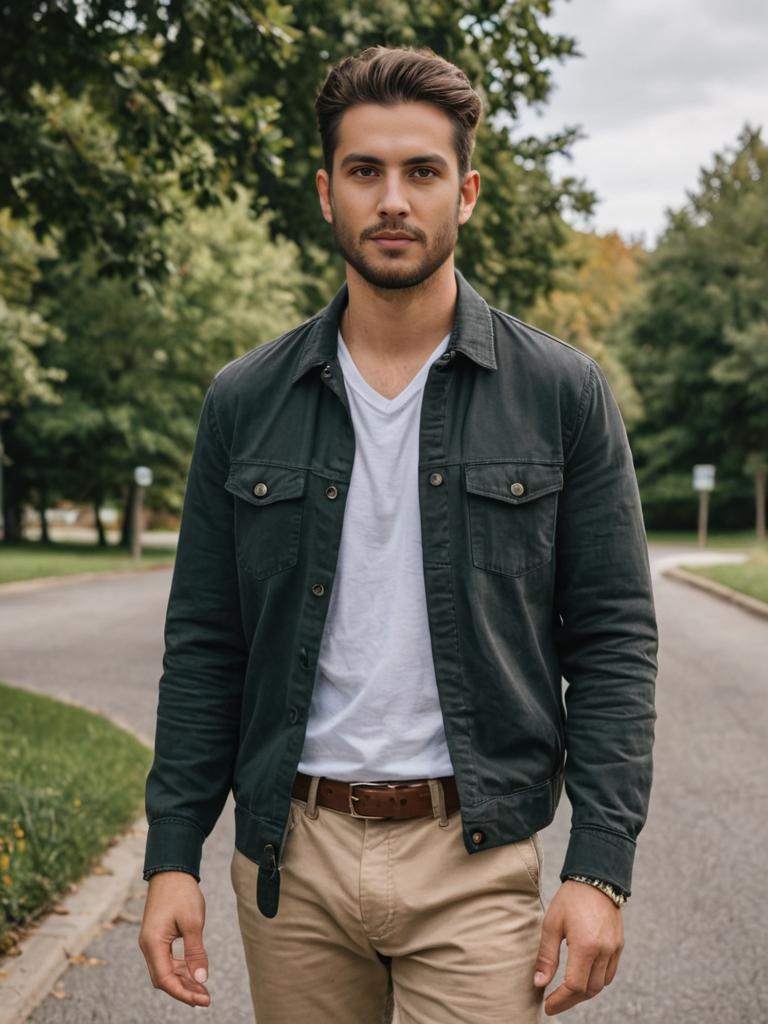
[489,304,597,383]
[212,314,322,395]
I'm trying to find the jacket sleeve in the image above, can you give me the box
[142,378,247,881]
[553,360,658,896]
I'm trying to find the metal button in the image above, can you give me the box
[510,481,525,497]
[321,364,332,379]
[311,583,325,597]
[429,472,444,487]
[325,485,338,500]
[471,830,485,845]
[253,481,269,498]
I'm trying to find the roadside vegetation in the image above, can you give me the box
[0,683,152,957]
[680,552,768,605]
[0,541,176,585]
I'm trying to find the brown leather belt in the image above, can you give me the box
[292,771,460,820]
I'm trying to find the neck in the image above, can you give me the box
[340,259,457,363]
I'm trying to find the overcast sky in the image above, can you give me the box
[510,0,767,248]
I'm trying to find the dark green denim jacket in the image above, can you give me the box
[143,268,658,919]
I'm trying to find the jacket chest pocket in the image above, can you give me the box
[464,461,564,578]
[224,462,307,581]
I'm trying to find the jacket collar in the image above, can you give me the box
[289,266,497,385]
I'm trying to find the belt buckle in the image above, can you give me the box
[348,782,394,819]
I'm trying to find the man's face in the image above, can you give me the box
[316,101,479,290]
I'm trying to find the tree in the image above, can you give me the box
[524,226,645,422]
[1,1,595,310]
[622,124,768,534]
[2,188,310,543]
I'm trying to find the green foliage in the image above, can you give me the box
[1,1,595,308]
[3,187,309,516]
[0,212,65,409]
[621,125,768,529]
[0,682,152,953]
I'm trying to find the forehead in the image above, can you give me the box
[334,101,456,167]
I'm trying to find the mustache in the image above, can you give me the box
[363,225,424,242]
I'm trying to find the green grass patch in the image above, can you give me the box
[647,530,768,551]
[0,682,152,956]
[680,553,768,605]
[0,540,176,584]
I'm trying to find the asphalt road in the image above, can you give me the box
[0,546,766,1024]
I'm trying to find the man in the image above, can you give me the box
[139,45,658,1023]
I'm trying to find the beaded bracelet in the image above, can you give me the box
[565,874,627,908]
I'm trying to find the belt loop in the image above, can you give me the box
[428,779,449,827]
[305,775,320,819]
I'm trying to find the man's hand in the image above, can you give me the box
[138,871,211,1007]
[533,880,624,1016]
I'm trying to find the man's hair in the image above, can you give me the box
[314,46,484,182]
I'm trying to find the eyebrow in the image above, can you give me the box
[339,152,450,170]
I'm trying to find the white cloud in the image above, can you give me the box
[510,0,768,244]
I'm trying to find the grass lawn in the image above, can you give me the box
[646,530,768,551]
[0,682,152,957]
[679,552,768,605]
[0,540,176,585]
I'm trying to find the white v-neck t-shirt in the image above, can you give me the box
[297,328,454,782]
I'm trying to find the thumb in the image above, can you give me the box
[533,911,562,988]
[180,920,209,985]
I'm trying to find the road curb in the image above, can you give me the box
[663,566,768,621]
[0,562,174,596]
[0,815,148,1024]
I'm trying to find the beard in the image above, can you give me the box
[328,195,461,292]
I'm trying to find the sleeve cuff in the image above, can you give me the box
[143,817,205,882]
[560,827,636,896]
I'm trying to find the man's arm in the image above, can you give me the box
[139,378,247,1007]
[554,358,658,893]
[533,359,658,1015]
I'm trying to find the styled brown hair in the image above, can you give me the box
[314,46,484,182]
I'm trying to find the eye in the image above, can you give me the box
[351,166,377,177]
[413,167,437,179]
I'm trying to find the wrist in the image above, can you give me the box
[564,874,627,908]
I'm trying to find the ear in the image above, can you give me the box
[458,169,481,226]
[316,168,334,225]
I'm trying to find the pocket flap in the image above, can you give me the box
[225,462,307,506]
[464,462,563,505]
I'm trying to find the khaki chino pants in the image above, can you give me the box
[230,777,546,1023]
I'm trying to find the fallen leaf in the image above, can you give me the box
[51,989,67,1000]
[92,866,113,876]
[51,906,70,915]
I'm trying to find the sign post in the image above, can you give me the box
[692,464,715,548]
[131,466,153,560]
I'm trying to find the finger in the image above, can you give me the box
[533,911,563,987]
[585,953,611,997]
[544,948,595,1015]
[143,938,210,1007]
[605,947,623,985]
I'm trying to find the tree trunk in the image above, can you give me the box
[3,499,22,544]
[94,498,108,548]
[756,465,766,543]
[39,485,50,544]
[120,482,135,549]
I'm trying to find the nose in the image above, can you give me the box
[376,172,411,220]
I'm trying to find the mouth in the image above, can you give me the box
[370,234,416,250]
